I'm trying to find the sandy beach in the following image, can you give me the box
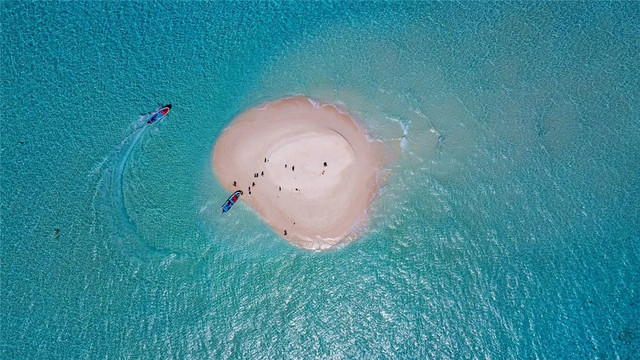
[212,96,385,250]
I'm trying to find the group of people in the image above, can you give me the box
[230,160,330,237]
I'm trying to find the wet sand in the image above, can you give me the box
[212,96,385,250]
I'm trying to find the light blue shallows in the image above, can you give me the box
[1,1,639,358]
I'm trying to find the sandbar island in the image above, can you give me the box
[212,96,385,250]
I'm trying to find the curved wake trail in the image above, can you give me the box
[90,120,188,263]
[113,127,146,231]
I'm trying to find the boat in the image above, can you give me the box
[146,104,172,125]
[221,190,243,213]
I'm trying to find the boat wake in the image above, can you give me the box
[88,116,187,263]
[113,127,145,232]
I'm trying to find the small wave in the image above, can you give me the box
[387,116,410,152]
[332,103,349,115]
[307,97,321,108]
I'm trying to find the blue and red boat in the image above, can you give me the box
[222,190,243,213]
[147,104,172,125]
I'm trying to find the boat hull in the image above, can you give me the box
[222,190,243,213]
[147,104,172,125]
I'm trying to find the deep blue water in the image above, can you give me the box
[2,1,639,358]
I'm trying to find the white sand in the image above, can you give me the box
[212,96,385,250]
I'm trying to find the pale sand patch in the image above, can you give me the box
[212,96,385,250]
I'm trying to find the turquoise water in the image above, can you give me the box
[2,1,639,358]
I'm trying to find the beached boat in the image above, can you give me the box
[146,104,172,125]
[222,190,243,213]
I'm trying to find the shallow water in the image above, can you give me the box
[2,1,639,358]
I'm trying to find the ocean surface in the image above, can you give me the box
[2,2,639,358]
